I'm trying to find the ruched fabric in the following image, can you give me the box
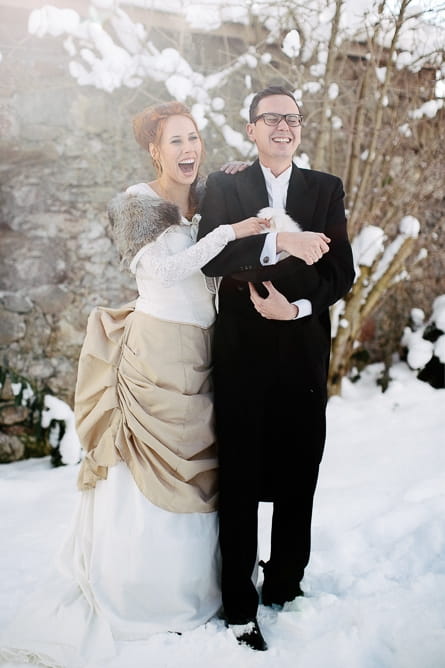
[75,304,218,514]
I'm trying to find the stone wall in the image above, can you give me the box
[0,2,150,406]
[0,2,259,413]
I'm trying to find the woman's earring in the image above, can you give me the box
[150,148,162,175]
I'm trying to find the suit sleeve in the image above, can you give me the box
[305,176,355,315]
[198,171,355,313]
[197,172,269,276]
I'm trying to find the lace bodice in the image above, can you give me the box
[130,224,234,286]
[126,183,233,327]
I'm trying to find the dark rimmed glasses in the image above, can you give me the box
[252,112,304,127]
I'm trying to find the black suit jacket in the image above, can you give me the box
[198,160,355,498]
[198,159,355,323]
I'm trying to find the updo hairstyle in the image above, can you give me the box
[132,101,205,217]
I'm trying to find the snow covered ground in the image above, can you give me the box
[1,362,444,668]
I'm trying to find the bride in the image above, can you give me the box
[0,101,266,668]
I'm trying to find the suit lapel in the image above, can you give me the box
[235,160,319,230]
[286,164,318,231]
[235,160,269,217]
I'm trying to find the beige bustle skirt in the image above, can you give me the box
[75,304,218,514]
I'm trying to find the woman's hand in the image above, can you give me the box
[231,217,270,238]
[277,231,331,265]
[249,281,298,320]
[220,160,252,174]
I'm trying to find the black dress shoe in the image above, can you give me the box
[259,559,304,607]
[261,583,304,607]
[229,618,268,651]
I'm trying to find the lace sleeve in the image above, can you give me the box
[134,225,235,286]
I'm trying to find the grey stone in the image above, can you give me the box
[26,360,54,379]
[0,377,16,402]
[0,432,25,463]
[0,292,33,313]
[0,310,26,344]
[28,285,73,315]
[0,404,29,425]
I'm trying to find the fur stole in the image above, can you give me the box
[107,191,181,268]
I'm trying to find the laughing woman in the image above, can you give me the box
[0,102,265,668]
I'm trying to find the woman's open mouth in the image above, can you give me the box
[178,159,196,175]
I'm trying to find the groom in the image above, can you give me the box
[198,86,355,650]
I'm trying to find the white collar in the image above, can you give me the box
[259,163,292,185]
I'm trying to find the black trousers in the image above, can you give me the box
[218,461,321,623]
[213,310,328,624]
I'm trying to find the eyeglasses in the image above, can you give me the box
[252,112,304,127]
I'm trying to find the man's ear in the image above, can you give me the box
[246,122,256,143]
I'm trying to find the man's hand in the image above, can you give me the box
[248,281,298,320]
[277,231,331,265]
[220,160,252,174]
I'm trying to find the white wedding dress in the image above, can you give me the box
[0,184,235,668]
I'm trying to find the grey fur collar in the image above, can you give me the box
[107,191,181,268]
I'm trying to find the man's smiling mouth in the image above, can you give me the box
[272,137,292,143]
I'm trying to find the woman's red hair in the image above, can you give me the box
[132,101,204,217]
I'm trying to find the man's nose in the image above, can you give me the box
[277,116,290,129]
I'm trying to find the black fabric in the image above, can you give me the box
[199,160,355,623]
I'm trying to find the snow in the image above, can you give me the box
[40,394,82,466]
[293,152,311,169]
[402,328,434,369]
[370,215,421,285]
[28,5,80,38]
[398,123,412,138]
[10,382,34,405]
[410,307,425,329]
[435,335,445,363]
[432,294,445,331]
[303,81,322,94]
[328,83,339,100]
[23,0,445,155]
[351,225,385,268]
[282,30,301,58]
[5,1,445,655]
[211,97,225,111]
[409,99,444,120]
[402,293,445,372]
[1,362,444,667]
[375,66,387,84]
[399,215,420,238]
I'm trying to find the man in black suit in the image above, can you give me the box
[197,86,355,650]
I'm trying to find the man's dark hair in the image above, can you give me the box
[249,86,300,122]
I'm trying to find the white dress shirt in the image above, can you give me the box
[259,163,312,318]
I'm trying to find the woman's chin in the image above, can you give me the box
[177,171,197,184]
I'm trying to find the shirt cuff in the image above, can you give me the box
[260,232,278,265]
[293,299,312,319]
